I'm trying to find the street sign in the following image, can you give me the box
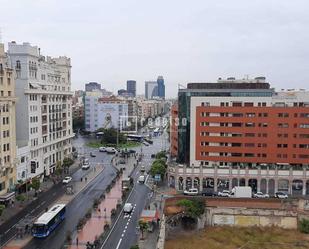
[154,174,161,182]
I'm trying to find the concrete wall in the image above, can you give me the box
[206,207,298,229]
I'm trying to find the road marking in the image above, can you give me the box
[116,238,122,249]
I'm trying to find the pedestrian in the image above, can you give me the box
[81,177,83,182]
[76,237,79,246]
[11,200,14,207]
[85,177,87,182]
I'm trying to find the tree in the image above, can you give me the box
[138,220,149,240]
[73,117,85,130]
[155,151,166,159]
[98,128,126,145]
[31,178,41,193]
[150,159,167,179]
[55,160,63,176]
[300,219,309,233]
[63,157,74,174]
[177,198,205,218]
[130,245,139,249]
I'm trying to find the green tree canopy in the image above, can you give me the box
[97,128,126,145]
[177,198,205,218]
[31,178,41,192]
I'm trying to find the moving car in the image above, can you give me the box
[140,166,145,173]
[218,190,231,197]
[82,161,90,170]
[62,176,72,184]
[142,141,149,146]
[106,147,117,154]
[99,147,106,152]
[253,191,269,198]
[123,203,133,214]
[138,175,145,184]
[275,191,288,199]
[183,188,199,196]
[90,152,96,157]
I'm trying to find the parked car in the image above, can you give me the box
[62,176,72,184]
[90,152,96,157]
[275,191,288,199]
[119,159,126,164]
[201,190,218,197]
[253,191,270,198]
[183,188,199,196]
[151,154,156,158]
[123,203,133,214]
[99,147,106,152]
[218,190,231,197]
[106,147,117,154]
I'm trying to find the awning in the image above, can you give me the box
[0,192,15,202]
[140,209,160,222]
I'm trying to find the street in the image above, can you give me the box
[101,134,167,249]
[23,145,115,249]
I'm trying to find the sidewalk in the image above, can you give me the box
[66,152,139,248]
[3,163,104,249]
[0,159,82,226]
[138,183,176,249]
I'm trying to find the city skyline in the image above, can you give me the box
[1,0,309,98]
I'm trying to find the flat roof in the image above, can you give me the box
[34,204,65,225]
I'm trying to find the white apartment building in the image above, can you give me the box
[85,93,128,132]
[8,42,74,178]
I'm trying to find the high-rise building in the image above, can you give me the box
[0,43,17,199]
[157,76,165,99]
[169,77,309,197]
[145,81,158,99]
[8,42,73,178]
[85,82,101,92]
[127,80,136,97]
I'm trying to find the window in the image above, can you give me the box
[244,102,254,107]
[245,133,255,137]
[300,124,309,128]
[278,123,289,128]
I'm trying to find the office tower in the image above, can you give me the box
[127,80,136,97]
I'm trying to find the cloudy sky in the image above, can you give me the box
[1,0,309,97]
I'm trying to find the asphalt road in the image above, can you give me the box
[0,135,98,247]
[101,134,168,249]
[23,149,115,249]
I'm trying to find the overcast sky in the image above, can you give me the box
[1,0,309,98]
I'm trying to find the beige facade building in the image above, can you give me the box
[0,43,17,199]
